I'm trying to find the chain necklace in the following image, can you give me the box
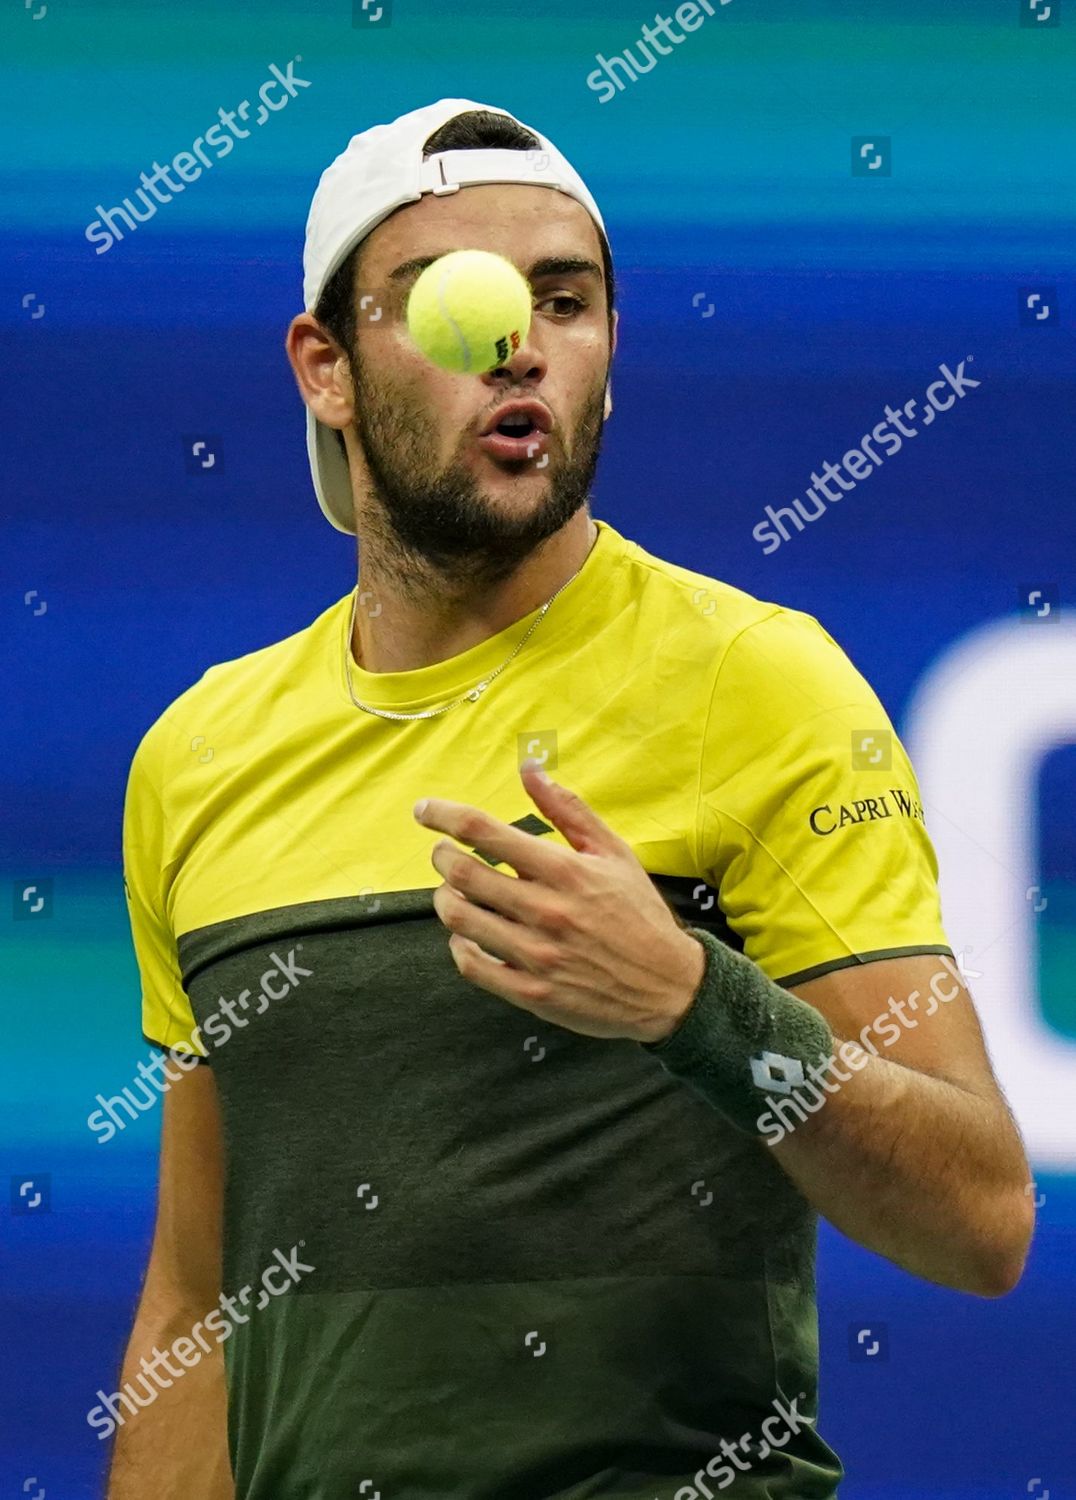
[342,556,587,722]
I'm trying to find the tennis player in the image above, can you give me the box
[107,99,1033,1499]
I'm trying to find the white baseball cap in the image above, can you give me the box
[301,97,610,534]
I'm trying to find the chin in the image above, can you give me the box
[485,480,557,517]
[477,462,553,498]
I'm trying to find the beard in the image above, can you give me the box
[347,342,609,596]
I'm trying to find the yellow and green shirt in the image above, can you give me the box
[123,516,951,1499]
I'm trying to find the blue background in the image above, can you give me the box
[3,1,1075,1496]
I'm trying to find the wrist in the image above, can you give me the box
[639,926,835,1137]
[638,931,707,1045]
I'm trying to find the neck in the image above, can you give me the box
[350,511,598,675]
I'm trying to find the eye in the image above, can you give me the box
[536,293,587,318]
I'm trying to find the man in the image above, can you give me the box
[109,99,1033,1499]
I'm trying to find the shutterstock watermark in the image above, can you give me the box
[751,359,983,555]
[660,1390,814,1497]
[85,57,311,255]
[757,954,971,1146]
[86,1243,315,1440]
[86,947,312,1142]
[587,1,732,103]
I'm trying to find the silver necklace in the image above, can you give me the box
[342,559,585,722]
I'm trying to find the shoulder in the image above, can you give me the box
[614,527,786,658]
[128,594,349,787]
[711,605,879,717]
[616,528,870,707]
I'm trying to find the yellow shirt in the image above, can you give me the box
[119,515,951,1497]
[125,514,950,1055]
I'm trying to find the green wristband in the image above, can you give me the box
[640,926,835,1137]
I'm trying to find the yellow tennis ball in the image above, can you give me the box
[406,249,532,374]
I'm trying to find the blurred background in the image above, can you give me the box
[3,1,1074,1496]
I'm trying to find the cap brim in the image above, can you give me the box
[307,408,357,535]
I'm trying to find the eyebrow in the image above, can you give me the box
[386,254,604,287]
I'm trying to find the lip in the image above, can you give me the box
[477,428,550,463]
[477,398,553,464]
[479,398,553,437]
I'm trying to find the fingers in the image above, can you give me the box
[446,933,555,1013]
[414,797,570,884]
[429,839,534,921]
[433,883,557,985]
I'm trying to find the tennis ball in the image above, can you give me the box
[406,249,532,375]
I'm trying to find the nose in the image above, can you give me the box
[481,313,547,388]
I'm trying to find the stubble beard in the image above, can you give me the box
[347,343,609,597]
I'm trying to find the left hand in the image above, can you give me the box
[413,759,706,1044]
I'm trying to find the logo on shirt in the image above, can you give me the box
[808,786,925,837]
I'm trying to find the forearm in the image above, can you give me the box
[766,1036,1032,1295]
[106,1296,233,1499]
[643,927,1033,1297]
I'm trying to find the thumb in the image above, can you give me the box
[519,759,620,856]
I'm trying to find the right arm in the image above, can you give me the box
[106,1063,233,1498]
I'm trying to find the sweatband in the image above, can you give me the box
[640,926,835,1137]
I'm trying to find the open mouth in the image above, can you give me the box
[495,415,536,438]
[477,417,549,462]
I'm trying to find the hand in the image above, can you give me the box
[413,759,706,1044]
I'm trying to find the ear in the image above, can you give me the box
[285,313,354,432]
[604,309,618,420]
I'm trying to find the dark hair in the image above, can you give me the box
[313,108,615,369]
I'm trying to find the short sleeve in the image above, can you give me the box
[697,608,953,987]
[122,732,208,1058]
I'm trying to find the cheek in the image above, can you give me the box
[370,335,473,437]
[559,324,612,390]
